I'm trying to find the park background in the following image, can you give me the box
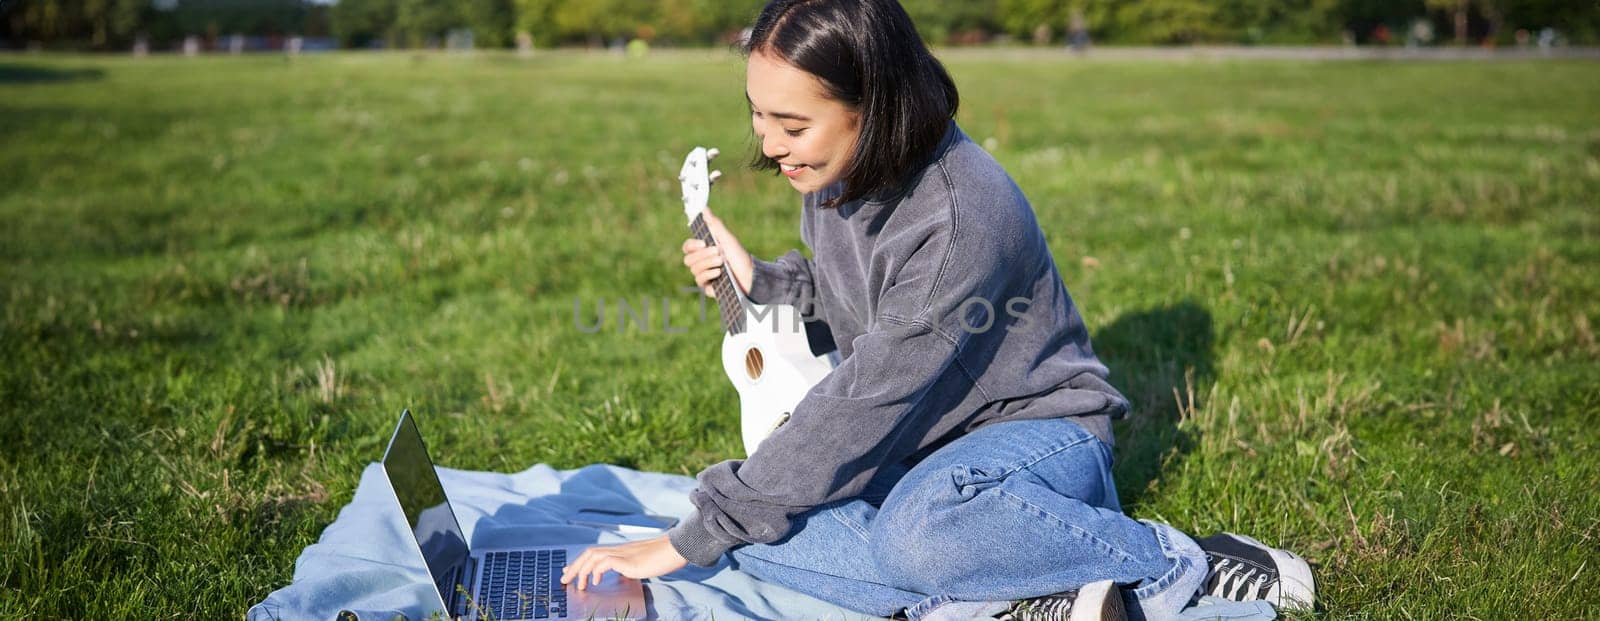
[2,0,1599,619]
[5,0,1600,51]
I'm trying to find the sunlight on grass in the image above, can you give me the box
[0,51,1596,617]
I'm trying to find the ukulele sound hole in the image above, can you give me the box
[744,347,765,380]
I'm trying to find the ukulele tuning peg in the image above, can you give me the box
[706,148,720,160]
[708,170,722,184]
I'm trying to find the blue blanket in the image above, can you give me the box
[248,462,877,621]
[248,462,1276,620]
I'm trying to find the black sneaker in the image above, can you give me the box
[997,579,1126,621]
[1196,533,1316,611]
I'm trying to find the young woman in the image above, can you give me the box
[562,1,1315,619]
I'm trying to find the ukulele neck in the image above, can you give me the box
[689,213,747,335]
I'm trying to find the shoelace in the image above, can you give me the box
[1000,592,1078,620]
[1252,572,1271,599]
[1226,568,1258,600]
[1206,557,1276,601]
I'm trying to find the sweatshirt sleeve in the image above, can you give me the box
[744,250,819,316]
[667,204,1004,566]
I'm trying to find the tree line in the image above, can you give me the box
[4,0,1597,51]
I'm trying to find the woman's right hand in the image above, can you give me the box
[681,209,754,298]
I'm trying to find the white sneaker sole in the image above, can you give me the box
[1071,579,1127,621]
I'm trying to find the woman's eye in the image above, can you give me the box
[784,128,805,137]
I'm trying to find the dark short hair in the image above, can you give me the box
[745,0,960,207]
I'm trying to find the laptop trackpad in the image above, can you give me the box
[571,571,630,593]
[568,572,644,619]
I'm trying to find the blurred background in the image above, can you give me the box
[3,0,1599,53]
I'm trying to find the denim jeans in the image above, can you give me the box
[727,418,1227,620]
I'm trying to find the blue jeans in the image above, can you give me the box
[727,418,1216,620]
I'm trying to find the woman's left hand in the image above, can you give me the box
[560,536,689,590]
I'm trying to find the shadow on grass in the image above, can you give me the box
[1092,300,1215,509]
[0,63,105,84]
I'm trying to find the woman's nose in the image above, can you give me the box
[761,134,787,160]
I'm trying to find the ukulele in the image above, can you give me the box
[677,146,839,456]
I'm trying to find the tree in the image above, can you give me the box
[697,0,765,41]
[994,0,1123,44]
[462,0,514,47]
[1213,0,1343,43]
[648,0,760,43]
[511,0,562,45]
[4,0,78,45]
[1110,0,1224,43]
[1502,0,1600,43]
[996,0,1068,42]
[165,0,316,43]
[1425,0,1470,44]
[86,0,146,47]
[1338,0,1424,43]
[903,0,1000,44]
[394,0,462,46]
[2,0,147,49]
[7,0,1598,50]
[551,0,655,44]
[1417,0,1600,45]
[331,0,398,47]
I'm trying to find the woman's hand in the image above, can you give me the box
[681,209,754,298]
[559,536,689,590]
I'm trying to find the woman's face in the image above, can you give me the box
[746,49,861,195]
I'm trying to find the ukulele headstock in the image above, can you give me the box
[678,146,723,222]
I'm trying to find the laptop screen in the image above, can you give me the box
[381,410,471,609]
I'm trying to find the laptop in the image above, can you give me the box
[381,409,648,620]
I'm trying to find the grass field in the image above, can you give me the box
[1,50,1597,619]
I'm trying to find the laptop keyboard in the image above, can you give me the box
[475,549,567,620]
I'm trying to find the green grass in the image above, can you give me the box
[1,50,1597,618]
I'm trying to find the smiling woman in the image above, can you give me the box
[744,51,861,195]
[569,1,1317,619]
[743,0,958,205]
[744,50,861,194]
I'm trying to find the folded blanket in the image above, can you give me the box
[248,462,877,620]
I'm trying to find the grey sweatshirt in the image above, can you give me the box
[667,121,1129,567]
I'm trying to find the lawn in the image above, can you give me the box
[1,49,1596,618]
